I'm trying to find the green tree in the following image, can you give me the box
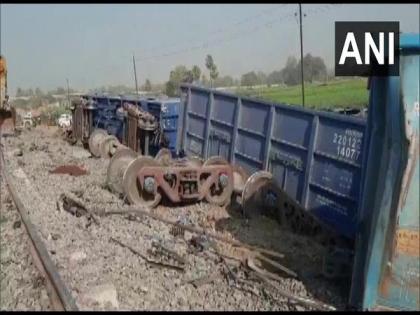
[281,56,299,86]
[214,75,234,88]
[241,71,259,86]
[165,80,176,97]
[205,55,219,87]
[165,65,192,96]
[267,70,283,86]
[191,65,201,82]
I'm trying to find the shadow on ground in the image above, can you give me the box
[211,194,352,310]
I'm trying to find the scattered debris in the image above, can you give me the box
[50,165,88,176]
[188,235,214,252]
[12,149,23,157]
[50,233,61,241]
[149,239,187,267]
[183,271,222,288]
[12,220,21,229]
[28,143,38,152]
[105,207,285,260]
[58,192,99,225]
[109,237,185,272]
[246,258,336,311]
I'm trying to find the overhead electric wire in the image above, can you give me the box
[133,4,336,64]
[135,4,289,56]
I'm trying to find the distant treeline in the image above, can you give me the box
[163,53,331,96]
[15,53,331,100]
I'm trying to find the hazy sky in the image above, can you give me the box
[1,3,419,94]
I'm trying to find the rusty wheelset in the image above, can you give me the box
[105,146,286,215]
[119,151,236,208]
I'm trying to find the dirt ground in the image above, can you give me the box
[0,125,348,311]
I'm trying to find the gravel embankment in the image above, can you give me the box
[1,126,347,311]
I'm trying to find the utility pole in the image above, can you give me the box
[132,54,139,95]
[66,78,70,106]
[298,3,305,107]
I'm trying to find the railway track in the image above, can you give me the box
[0,140,79,311]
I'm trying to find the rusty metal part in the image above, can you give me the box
[0,150,79,311]
[203,156,234,206]
[170,225,185,238]
[275,189,334,244]
[150,240,186,266]
[110,237,184,272]
[88,128,108,157]
[123,102,157,131]
[241,171,282,220]
[59,192,99,225]
[100,135,122,159]
[106,147,138,194]
[68,97,95,145]
[122,155,234,207]
[123,103,158,154]
[155,148,172,166]
[395,228,420,257]
[49,164,88,176]
[232,164,250,194]
[122,156,162,207]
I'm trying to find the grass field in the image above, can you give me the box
[234,78,369,110]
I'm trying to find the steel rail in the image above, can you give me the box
[0,146,79,311]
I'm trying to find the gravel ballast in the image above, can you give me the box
[1,126,347,311]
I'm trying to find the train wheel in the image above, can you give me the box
[106,147,137,194]
[89,129,107,157]
[241,171,283,221]
[100,135,120,159]
[122,156,162,208]
[203,156,234,206]
[232,164,250,194]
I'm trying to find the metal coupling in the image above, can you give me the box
[144,177,155,193]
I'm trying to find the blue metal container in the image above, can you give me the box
[143,98,181,156]
[86,94,125,142]
[350,33,419,311]
[179,84,367,239]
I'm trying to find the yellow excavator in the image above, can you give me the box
[0,55,16,136]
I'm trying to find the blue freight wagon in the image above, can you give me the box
[143,98,182,157]
[79,94,181,156]
[178,84,367,240]
[92,95,125,141]
[178,33,419,311]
